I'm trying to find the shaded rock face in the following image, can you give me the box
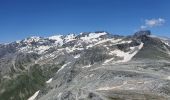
[133,30,151,38]
[0,31,170,100]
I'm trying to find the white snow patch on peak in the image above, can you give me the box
[24,36,41,43]
[65,34,76,42]
[28,90,40,100]
[89,32,107,38]
[48,35,64,46]
[46,78,53,84]
[48,35,63,40]
[104,42,144,63]
[81,32,107,41]
[16,40,21,44]
[30,36,41,40]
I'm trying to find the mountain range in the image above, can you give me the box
[0,30,170,100]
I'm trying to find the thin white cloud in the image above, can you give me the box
[140,25,147,29]
[140,18,165,29]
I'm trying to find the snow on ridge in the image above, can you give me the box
[85,37,121,49]
[104,42,144,64]
[18,32,108,54]
[57,62,71,73]
[64,34,76,43]
[117,42,144,62]
[48,35,64,46]
[28,90,40,100]
[104,58,114,64]
[48,33,80,44]
[46,78,53,84]
[80,32,107,41]
[19,45,51,54]
[161,40,170,47]
[118,40,132,44]
[24,36,41,43]
[150,35,170,46]
[36,46,51,54]
[74,54,80,59]
[48,35,63,40]
[82,64,91,68]
[16,40,21,44]
[65,46,84,53]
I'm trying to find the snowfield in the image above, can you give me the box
[28,90,40,100]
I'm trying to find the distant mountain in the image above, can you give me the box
[0,30,170,100]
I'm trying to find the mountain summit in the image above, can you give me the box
[0,31,170,100]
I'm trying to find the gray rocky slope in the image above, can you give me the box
[0,30,170,100]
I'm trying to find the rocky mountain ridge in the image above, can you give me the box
[0,30,170,100]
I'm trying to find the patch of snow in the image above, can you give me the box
[65,47,74,53]
[16,40,21,43]
[46,78,53,84]
[82,64,91,68]
[76,47,84,51]
[110,38,122,44]
[86,39,111,49]
[138,42,144,49]
[57,62,71,73]
[49,35,62,40]
[86,44,94,49]
[24,36,41,43]
[49,35,63,46]
[81,32,107,41]
[96,86,122,91]
[117,42,144,62]
[64,34,76,43]
[28,90,40,100]
[162,40,170,47]
[130,47,135,50]
[66,47,84,53]
[19,45,51,54]
[119,40,132,44]
[36,46,50,54]
[58,93,62,98]
[74,54,80,58]
[104,58,114,64]
[104,42,144,63]
[89,74,94,77]
[166,76,170,80]
[94,39,111,45]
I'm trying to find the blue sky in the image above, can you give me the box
[0,0,169,43]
